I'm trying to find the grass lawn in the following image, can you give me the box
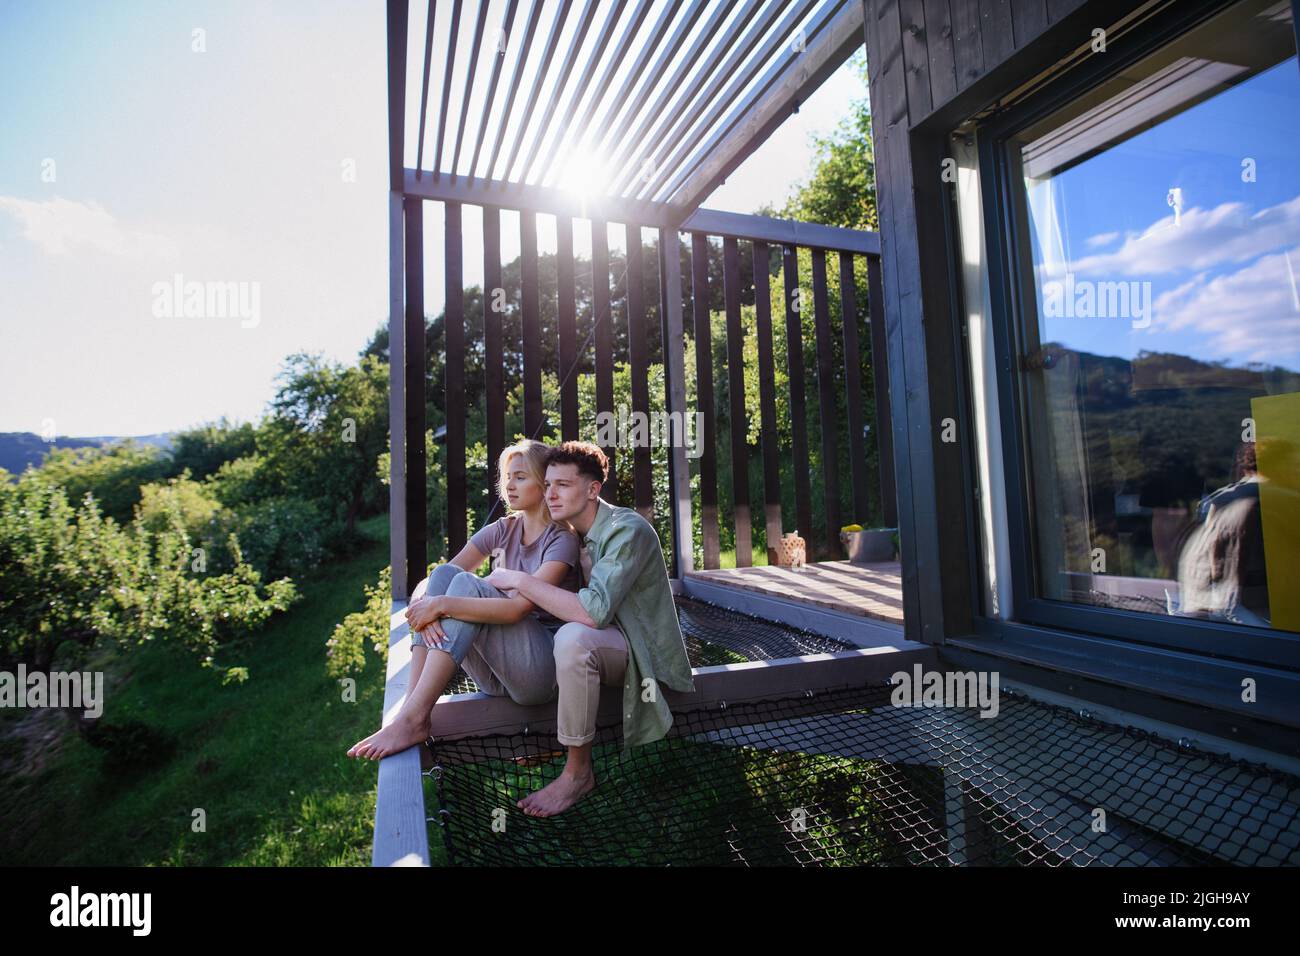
[0,513,397,866]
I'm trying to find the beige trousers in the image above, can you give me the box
[413,567,629,746]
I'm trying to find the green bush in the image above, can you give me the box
[216,496,329,581]
[325,564,392,678]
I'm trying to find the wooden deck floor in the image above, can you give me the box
[685,560,904,625]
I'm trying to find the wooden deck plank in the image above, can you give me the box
[686,560,904,625]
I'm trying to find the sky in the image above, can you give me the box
[0,0,870,440]
[1024,57,1300,372]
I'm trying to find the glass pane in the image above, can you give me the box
[1009,0,1300,633]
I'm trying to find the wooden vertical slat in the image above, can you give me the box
[692,233,721,570]
[483,206,504,506]
[782,244,814,548]
[723,237,752,567]
[592,219,617,502]
[811,248,841,558]
[659,227,694,577]
[445,201,466,555]
[839,251,871,526]
[520,209,542,437]
[626,224,653,521]
[557,215,579,441]
[403,197,428,591]
[867,253,898,527]
[752,241,783,566]
[388,191,407,599]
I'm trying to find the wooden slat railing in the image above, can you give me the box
[401,202,893,589]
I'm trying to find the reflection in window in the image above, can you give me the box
[1009,0,1300,633]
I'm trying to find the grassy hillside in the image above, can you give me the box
[0,514,396,866]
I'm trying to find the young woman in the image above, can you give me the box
[347,439,582,760]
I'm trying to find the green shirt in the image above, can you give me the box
[576,497,695,750]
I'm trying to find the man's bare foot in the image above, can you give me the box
[516,767,596,817]
[347,712,430,761]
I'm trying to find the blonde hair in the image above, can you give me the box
[495,439,553,517]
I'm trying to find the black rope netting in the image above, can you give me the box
[419,597,1300,866]
[422,684,1300,867]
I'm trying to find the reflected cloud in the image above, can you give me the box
[1071,195,1300,277]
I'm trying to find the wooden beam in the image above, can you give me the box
[679,207,881,255]
[403,168,675,228]
[428,644,936,743]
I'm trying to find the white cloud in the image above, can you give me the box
[1085,230,1120,249]
[0,195,176,258]
[1069,195,1300,278]
[1152,246,1300,364]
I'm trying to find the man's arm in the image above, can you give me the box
[510,523,650,628]
[510,574,598,628]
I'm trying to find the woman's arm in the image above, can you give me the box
[407,540,488,638]
[432,559,571,625]
[448,540,488,573]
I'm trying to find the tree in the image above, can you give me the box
[167,417,257,482]
[259,352,390,542]
[0,468,298,736]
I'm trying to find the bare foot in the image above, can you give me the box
[516,767,596,817]
[347,712,430,761]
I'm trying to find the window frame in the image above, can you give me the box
[975,0,1300,671]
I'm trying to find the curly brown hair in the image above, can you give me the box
[544,440,609,487]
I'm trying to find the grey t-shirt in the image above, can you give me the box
[469,513,581,628]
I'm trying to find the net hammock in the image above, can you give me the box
[422,598,1300,866]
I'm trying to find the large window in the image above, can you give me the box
[984,0,1300,659]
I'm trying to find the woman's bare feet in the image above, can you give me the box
[347,711,431,760]
[516,767,596,817]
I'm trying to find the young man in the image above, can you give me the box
[485,441,695,817]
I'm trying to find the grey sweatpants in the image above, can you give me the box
[411,563,629,745]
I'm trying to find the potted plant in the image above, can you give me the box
[839,523,898,564]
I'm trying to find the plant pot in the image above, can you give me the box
[840,528,896,564]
